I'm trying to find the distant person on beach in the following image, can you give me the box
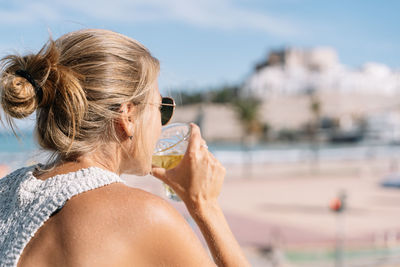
[0,29,249,266]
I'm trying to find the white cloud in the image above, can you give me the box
[0,0,300,37]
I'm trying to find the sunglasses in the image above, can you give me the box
[159,97,175,125]
[125,96,175,126]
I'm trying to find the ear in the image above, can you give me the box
[118,102,136,139]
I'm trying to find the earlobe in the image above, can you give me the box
[119,102,136,140]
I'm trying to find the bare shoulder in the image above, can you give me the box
[59,182,176,234]
[54,182,213,266]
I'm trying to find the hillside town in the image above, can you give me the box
[173,47,400,144]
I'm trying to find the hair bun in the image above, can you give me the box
[15,69,43,101]
[0,40,61,120]
[1,73,38,118]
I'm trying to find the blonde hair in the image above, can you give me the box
[0,29,160,163]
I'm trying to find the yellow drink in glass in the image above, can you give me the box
[152,154,184,200]
[152,123,190,201]
[152,154,184,169]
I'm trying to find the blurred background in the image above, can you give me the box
[1,1,400,266]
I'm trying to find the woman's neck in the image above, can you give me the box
[34,146,123,181]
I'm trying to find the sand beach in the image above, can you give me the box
[124,158,400,266]
[2,135,400,266]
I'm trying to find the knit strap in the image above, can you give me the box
[0,164,125,267]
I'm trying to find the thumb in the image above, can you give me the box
[151,166,168,183]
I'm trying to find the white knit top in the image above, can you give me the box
[0,164,125,267]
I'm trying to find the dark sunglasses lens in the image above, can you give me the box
[161,98,174,125]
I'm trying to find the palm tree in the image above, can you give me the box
[233,97,262,134]
[308,90,322,172]
[232,97,262,178]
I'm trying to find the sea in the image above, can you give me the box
[3,131,400,173]
[0,132,43,171]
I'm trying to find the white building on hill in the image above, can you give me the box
[242,47,400,98]
[241,47,400,143]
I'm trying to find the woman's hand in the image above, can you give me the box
[151,123,226,211]
[152,123,250,266]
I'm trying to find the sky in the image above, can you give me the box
[0,0,399,96]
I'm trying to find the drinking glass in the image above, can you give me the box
[152,123,191,201]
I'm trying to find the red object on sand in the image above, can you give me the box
[329,197,342,212]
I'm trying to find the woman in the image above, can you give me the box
[0,29,250,266]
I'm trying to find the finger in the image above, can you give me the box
[208,152,219,168]
[207,150,216,160]
[207,151,223,167]
[206,152,225,177]
[200,139,208,149]
[151,166,168,183]
[187,123,202,153]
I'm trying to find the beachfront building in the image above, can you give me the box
[241,47,400,143]
[165,47,400,143]
[242,47,400,98]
